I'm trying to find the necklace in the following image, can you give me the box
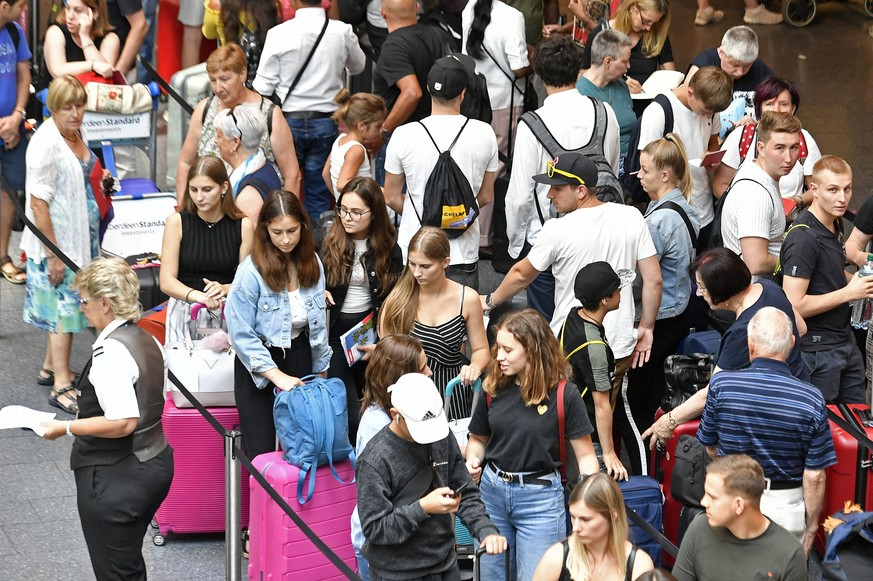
[200,215,223,229]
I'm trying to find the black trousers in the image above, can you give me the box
[234,335,312,459]
[371,560,460,581]
[75,446,174,581]
[328,310,371,444]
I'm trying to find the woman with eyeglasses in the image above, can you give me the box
[226,190,331,460]
[321,177,403,442]
[213,104,282,224]
[579,0,674,94]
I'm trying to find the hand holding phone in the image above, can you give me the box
[450,481,470,498]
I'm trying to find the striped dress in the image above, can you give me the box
[411,287,471,420]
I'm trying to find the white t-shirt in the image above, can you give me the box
[505,90,621,258]
[461,0,529,110]
[329,134,372,199]
[526,203,657,358]
[386,114,498,265]
[366,0,386,28]
[720,127,821,199]
[721,161,785,261]
[638,90,721,227]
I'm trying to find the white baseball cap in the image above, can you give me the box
[388,373,449,444]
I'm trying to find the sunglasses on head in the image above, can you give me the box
[547,159,585,185]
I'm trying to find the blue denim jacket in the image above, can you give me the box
[644,189,701,319]
[226,255,331,389]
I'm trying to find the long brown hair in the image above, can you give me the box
[181,156,244,220]
[57,0,114,38]
[361,334,424,416]
[252,191,319,291]
[566,474,631,580]
[483,309,571,406]
[379,227,450,336]
[321,177,398,294]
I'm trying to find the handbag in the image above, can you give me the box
[661,353,714,412]
[671,435,711,508]
[164,303,236,408]
[273,374,355,503]
[444,376,482,449]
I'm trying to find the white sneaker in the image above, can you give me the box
[694,6,725,25]
[744,4,784,24]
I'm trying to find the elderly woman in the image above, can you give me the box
[214,104,282,223]
[41,257,173,581]
[175,44,299,202]
[21,75,102,415]
[577,29,637,167]
[43,0,120,83]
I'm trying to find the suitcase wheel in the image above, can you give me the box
[150,519,158,529]
[152,533,166,546]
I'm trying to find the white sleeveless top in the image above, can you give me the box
[329,134,373,198]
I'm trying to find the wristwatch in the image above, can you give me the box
[666,412,677,429]
[380,128,391,141]
[484,293,497,310]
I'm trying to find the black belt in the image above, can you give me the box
[488,462,556,486]
[283,110,333,120]
[765,478,802,491]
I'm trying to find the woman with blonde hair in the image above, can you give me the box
[626,134,700,443]
[466,308,600,581]
[321,177,403,440]
[159,155,254,343]
[579,0,674,93]
[533,474,654,581]
[323,90,387,197]
[379,227,489,420]
[351,334,432,580]
[43,0,120,83]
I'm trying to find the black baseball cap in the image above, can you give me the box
[427,54,474,100]
[574,262,634,304]
[532,152,599,188]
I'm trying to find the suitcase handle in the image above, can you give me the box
[473,545,511,581]
[190,302,225,321]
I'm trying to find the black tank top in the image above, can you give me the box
[177,212,243,291]
[40,24,107,89]
[558,539,639,581]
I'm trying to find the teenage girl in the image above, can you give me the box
[323,89,387,197]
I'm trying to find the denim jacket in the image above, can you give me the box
[643,189,701,319]
[226,255,331,389]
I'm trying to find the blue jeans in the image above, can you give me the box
[477,464,566,581]
[287,117,338,221]
[0,133,27,190]
[355,546,370,581]
[137,0,159,84]
[526,267,555,323]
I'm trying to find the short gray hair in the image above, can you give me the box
[591,29,633,67]
[721,25,759,64]
[213,104,266,153]
[747,307,793,357]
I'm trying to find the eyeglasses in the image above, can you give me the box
[547,160,585,185]
[636,5,655,28]
[78,297,91,306]
[228,107,241,138]
[336,206,371,221]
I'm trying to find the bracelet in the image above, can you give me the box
[666,411,677,429]
[185,289,195,303]
[82,41,95,50]
[66,420,73,437]
[15,107,25,119]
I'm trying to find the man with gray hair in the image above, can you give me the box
[577,29,636,160]
[696,307,836,555]
[686,25,774,119]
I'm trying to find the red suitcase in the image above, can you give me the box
[816,403,873,553]
[153,396,250,544]
[137,303,168,345]
[248,451,357,580]
[649,409,700,566]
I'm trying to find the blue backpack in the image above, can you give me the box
[273,375,355,504]
[823,509,873,581]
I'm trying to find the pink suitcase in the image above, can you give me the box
[153,396,250,544]
[248,451,357,580]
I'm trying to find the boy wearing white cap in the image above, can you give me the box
[356,373,507,580]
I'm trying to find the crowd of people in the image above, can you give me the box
[2,0,870,579]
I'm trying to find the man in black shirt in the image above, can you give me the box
[105,0,148,76]
[780,156,872,403]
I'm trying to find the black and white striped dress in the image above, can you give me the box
[411,288,471,421]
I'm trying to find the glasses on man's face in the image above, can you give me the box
[336,206,371,221]
[546,160,585,185]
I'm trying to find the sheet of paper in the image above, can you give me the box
[0,405,56,437]
[689,150,727,168]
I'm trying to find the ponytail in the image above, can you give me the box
[465,0,494,60]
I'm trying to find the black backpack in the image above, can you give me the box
[519,97,624,205]
[704,177,769,252]
[408,119,480,239]
[338,0,368,25]
[624,93,674,205]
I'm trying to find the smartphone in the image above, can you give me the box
[450,482,470,498]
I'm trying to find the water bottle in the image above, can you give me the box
[851,255,873,329]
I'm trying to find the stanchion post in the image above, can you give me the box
[225,430,243,581]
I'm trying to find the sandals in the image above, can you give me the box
[0,256,26,285]
[49,386,78,415]
[37,368,54,386]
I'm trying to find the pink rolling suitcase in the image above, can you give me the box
[249,451,357,580]
[153,396,250,545]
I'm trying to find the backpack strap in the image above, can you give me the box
[5,22,19,51]
[772,222,811,280]
[282,16,329,105]
[260,95,274,136]
[625,547,638,581]
[519,111,561,225]
[556,378,568,484]
[653,92,674,135]
[417,118,470,154]
[737,122,757,161]
[202,95,214,126]
[238,175,273,200]
[650,200,698,247]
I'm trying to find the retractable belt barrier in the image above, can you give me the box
[624,504,680,559]
[2,179,362,581]
[137,55,196,117]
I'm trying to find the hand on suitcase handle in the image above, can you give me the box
[479,534,509,555]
